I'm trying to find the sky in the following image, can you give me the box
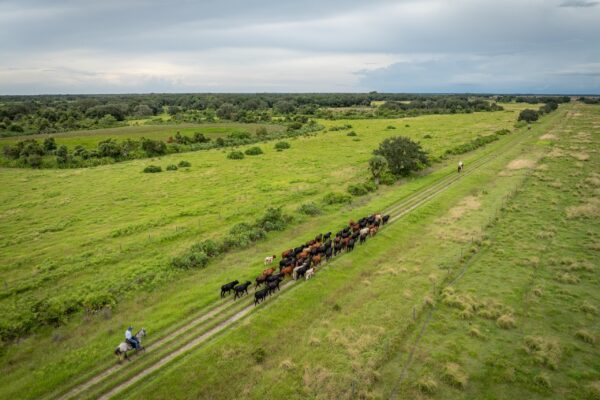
[0,0,599,94]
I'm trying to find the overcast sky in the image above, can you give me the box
[0,0,599,94]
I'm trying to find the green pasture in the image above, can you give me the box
[119,105,579,399]
[0,122,283,149]
[375,103,600,399]
[0,102,556,399]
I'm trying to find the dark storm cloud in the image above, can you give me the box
[0,0,599,94]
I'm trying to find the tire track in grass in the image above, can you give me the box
[54,128,534,400]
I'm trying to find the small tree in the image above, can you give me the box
[373,136,429,177]
[369,155,388,184]
[518,109,539,123]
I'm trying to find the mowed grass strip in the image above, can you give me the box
[377,103,600,399]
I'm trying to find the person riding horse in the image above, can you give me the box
[125,326,140,350]
[458,161,464,173]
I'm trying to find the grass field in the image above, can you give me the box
[0,122,284,149]
[0,102,575,399]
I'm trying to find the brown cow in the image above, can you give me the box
[370,226,378,236]
[262,267,275,276]
[342,237,351,248]
[281,266,294,277]
[282,249,293,258]
[312,255,322,267]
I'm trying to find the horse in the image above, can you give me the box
[114,328,146,362]
[458,161,464,173]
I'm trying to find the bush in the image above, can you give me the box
[323,192,352,205]
[143,165,162,173]
[255,207,291,231]
[287,122,303,131]
[495,129,511,135]
[227,151,245,160]
[347,182,377,196]
[386,125,396,130]
[377,170,396,185]
[274,141,291,151]
[297,202,322,216]
[244,146,264,155]
[255,127,268,137]
[166,164,178,171]
[423,134,432,139]
[178,160,191,167]
[346,131,357,136]
[190,239,221,258]
[171,251,209,269]
[518,109,539,123]
[140,137,167,156]
[445,134,499,155]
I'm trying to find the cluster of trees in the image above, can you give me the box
[368,136,430,184]
[578,96,600,105]
[1,122,318,168]
[496,95,571,104]
[518,99,560,123]
[1,93,506,137]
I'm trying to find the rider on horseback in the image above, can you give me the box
[125,327,140,350]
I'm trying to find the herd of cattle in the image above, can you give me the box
[220,212,391,306]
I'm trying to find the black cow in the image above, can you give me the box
[334,242,343,256]
[382,214,390,224]
[325,246,333,261]
[351,231,360,240]
[267,273,283,283]
[347,239,355,252]
[233,281,252,299]
[296,265,310,279]
[323,232,332,240]
[359,233,367,244]
[254,288,269,306]
[221,280,239,298]
[267,279,281,295]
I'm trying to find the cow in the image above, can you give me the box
[262,267,275,277]
[323,232,332,240]
[347,238,355,252]
[325,246,333,261]
[255,274,269,288]
[282,249,293,259]
[233,281,252,299]
[360,227,370,237]
[334,241,343,256]
[370,226,379,237]
[264,255,276,265]
[312,255,322,267]
[220,280,239,298]
[267,279,281,295]
[305,268,315,280]
[266,273,283,283]
[382,214,390,225]
[254,288,269,306]
[295,265,310,280]
[281,266,294,277]
[359,232,368,244]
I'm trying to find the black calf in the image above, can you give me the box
[267,279,281,295]
[347,239,355,252]
[220,280,239,298]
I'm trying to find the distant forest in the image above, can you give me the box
[0,93,513,137]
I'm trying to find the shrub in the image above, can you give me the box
[423,134,432,139]
[416,377,438,394]
[443,363,468,389]
[244,146,264,155]
[575,329,595,344]
[252,347,266,363]
[178,160,191,167]
[255,127,268,137]
[274,141,291,151]
[445,134,499,156]
[379,170,397,185]
[496,314,516,329]
[140,137,167,156]
[287,122,302,131]
[297,202,322,216]
[322,192,352,205]
[143,165,162,173]
[43,137,57,153]
[171,251,209,269]
[256,207,291,232]
[193,132,210,143]
[518,109,539,123]
[26,154,43,167]
[166,164,178,171]
[347,184,369,196]
[227,151,245,160]
[495,129,511,135]
[386,125,396,130]
[191,239,221,258]
[346,131,357,136]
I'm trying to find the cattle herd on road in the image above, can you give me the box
[220,213,390,306]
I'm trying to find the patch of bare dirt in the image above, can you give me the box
[507,159,536,170]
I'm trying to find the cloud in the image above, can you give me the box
[0,0,599,94]
[559,0,598,7]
